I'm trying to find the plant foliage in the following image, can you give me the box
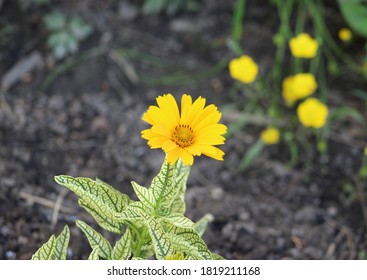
[32,160,217,260]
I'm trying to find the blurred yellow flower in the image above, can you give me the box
[289,33,318,58]
[229,55,259,84]
[282,73,318,103]
[364,146,367,156]
[338,28,352,42]
[297,98,328,128]
[260,128,280,145]
[141,94,227,165]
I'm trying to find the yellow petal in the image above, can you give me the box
[186,144,203,156]
[196,123,227,138]
[156,94,180,128]
[162,140,178,152]
[202,146,225,161]
[185,96,206,125]
[141,105,159,125]
[180,94,192,124]
[181,149,194,165]
[191,105,221,131]
[166,147,182,164]
[151,124,171,138]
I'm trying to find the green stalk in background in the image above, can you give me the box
[228,0,246,55]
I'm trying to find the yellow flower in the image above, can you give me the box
[289,33,318,58]
[260,128,280,145]
[338,28,352,42]
[141,94,227,165]
[297,98,328,128]
[282,73,318,103]
[229,55,259,84]
[364,146,367,156]
[165,252,185,260]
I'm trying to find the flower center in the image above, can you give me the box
[172,125,195,148]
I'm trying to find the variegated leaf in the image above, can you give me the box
[169,160,190,214]
[142,213,175,260]
[55,175,129,213]
[78,199,123,234]
[54,175,130,234]
[131,182,155,210]
[211,252,225,260]
[76,220,112,260]
[166,225,212,260]
[115,201,146,221]
[88,248,100,260]
[161,213,194,228]
[112,228,132,260]
[150,162,177,210]
[194,214,214,237]
[139,242,155,259]
[51,225,70,260]
[31,234,56,260]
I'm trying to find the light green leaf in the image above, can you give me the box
[194,214,214,237]
[43,12,66,31]
[238,140,265,171]
[116,201,146,221]
[68,16,93,40]
[131,181,156,210]
[55,175,130,213]
[139,242,155,259]
[161,213,194,228]
[51,225,70,260]
[78,199,124,234]
[143,213,175,260]
[76,220,112,260]
[55,175,130,234]
[166,225,212,260]
[31,235,56,260]
[329,106,365,124]
[170,160,190,214]
[112,228,132,260]
[150,161,176,209]
[88,248,100,260]
[143,160,190,215]
[211,252,225,260]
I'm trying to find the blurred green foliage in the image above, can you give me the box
[43,11,93,60]
[142,0,199,15]
[337,0,367,38]
[32,0,49,5]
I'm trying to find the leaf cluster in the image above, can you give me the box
[32,160,220,260]
[43,12,93,60]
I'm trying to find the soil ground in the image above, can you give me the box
[0,0,366,260]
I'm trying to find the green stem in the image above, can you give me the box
[315,127,327,154]
[306,0,362,74]
[284,131,298,167]
[295,0,306,35]
[231,0,246,44]
[271,0,294,112]
[292,0,307,74]
[318,55,328,102]
[134,226,148,258]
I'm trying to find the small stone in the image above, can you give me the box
[326,206,338,217]
[118,2,138,22]
[238,211,250,221]
[210,187,224,200]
